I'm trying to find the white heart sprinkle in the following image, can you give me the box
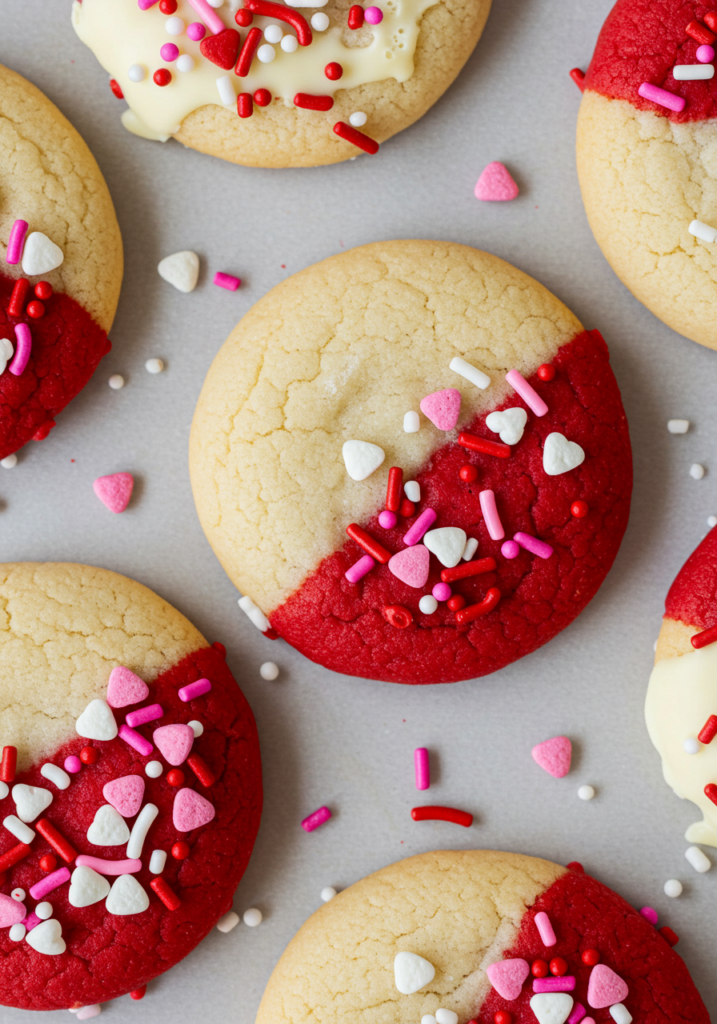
[542,432,585,476]
[0,337,14,376]
[342,440,385,481]
[394,950,435,994]
[69,866,111,908]
[486,407,527,445]
[21,232,64,276]
[423,527,467,568]
[11,784,53,823]
[75,698,118,741]
[87,805,130,847]
[530,992,574,1024]
[105,873,150,916]
[25,918,66,956]
[158,250,199,293]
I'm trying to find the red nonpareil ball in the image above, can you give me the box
[531,959,549,978]
[26,300,45,319]
[254,88,272,106]
[494,1013,512,1024]
[459,464,478,483]
[159,0,177,11]
[79,746,98,765]
[129,986,146,1000]
[399,499,415,518]
[34,281,52,300]
[39,854,57,873]
[325,62,343,80]
[549,957,568,976]
[571,500,588,518]
[582,948,600,966]
[172,841,190,860]
[447,595,465,611]
[153,69,172,86]
[537,363,555,381]
[235,8,253,25]
[167,768,185,787]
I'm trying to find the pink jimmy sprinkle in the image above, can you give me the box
[186,0,225,33]
[138,0,160,9]
[29,866,71,901]
[125,703,164,728]
[178,677,212,702]
[345,554,375,583]
[640,906,658,926]
[414,747,429,790]
[301,806,331,832]
[22,912,41,932]
[214,271,241,291]
[76,855,142,875]
[9,323,32,376]
[638,82,686,112]
[533,976,576,993]
[534,910,557,946]
[118,724,153,756]
[6,220,28,265]
[505,369,548,417]
[513,531,553,559]
[403,508,437,546]
[568,1004,587,1024]
[479,489,504,541]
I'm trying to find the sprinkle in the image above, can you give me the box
[658,925,679,946]
[685,845,711,872]
[187,21,206,39]
[108,375,125,390]
[414,748,430,790]
[486,407,527,445]
[571,500,589,518]
[389,545,430,588]
[243,906,262,926]
[379,510,397,529]
[29,867,71,901]
[690,463,705,479]
[502,540,520,559]
[264,23,283,43]
[36,819,77,863]
[474,162,519,202]
[608,1006,632,1024]
[638,82,685,112]
[280,35,298,51]
[533,977,576,993]
[118,724,154,756]
[667,418,689,433]
[333,121,379,154]
[64,756,81,773]
[386,466,403,511]
[683,737,700,754]
[6,221,28,265]
[235,26,263,75]
[4,816,35,845]
[404,411,420,432]
[23,911,41,932]
[514,532,553,559]
[435,1013,457,1024]
[187,753,216,787]
[186,0,225,33]
[411,805,473,827]
[76,855,141,875]
[534,911,557,946]
[400,498,415,517]
[177,54,195,71]
[214,271,241,290]
[568,1005,587,1024]
[36,901,53,920]
[346,523,391,562]
[149,849,167,874]
[257,43,276,62]
[364,5,383,23]
[479,489,504,540]
[506,368,548,416]
[8,923,25,941]
[420,388,461,431]
[313,13,330,30]
[40,764,71,790]
[419,595,438,614]
[302,806,331,832]
[178,677,212,701]
[1,746,17,782]
[348,4,364,28]
[254,87,272,104]
[432,582,451,601]
[237,92,253,117]
[260,661,279,680]
[345,554,376,582]
[39,854,57,872]
[295,92,334,110]
[128,63,147,82]
[238,594,273,633]
[93,472,134,513]
[699,715,717,743]
[532,736,572,778]
[404,480,420,503]
[709,516,717,527]
[9,323,31,375]
[686,19,715,45]
[10,887,25,902]
[349,111,368,127]
[153,69,172,86]
[538,363,555,381]
[705,782,717,805]
[217,909,240,932]
[578,785,595,800]
[126,804,159,859]
[7,277,29,316]
[403,508,437,546]
[689,218,717,244]
[691,624,717,649]
[165,15,184,33]
[216,74,236,105]
[458,432,510,458]
[150,876,181,910]
[663,878,682,897]
[76,1006,101,1021]
[441,557,496,583]
[673,63,714,80]
[462,537,479,561]
[160,42,179,60]
[383,605,413,628]
[125,704,163,728]
[486,958,530,1000]
[697,44,715,61]
[146,760,163,778]
[640,906,658,925]
[321,886,337,901]
[0,842,31,874]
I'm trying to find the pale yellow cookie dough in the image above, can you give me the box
[0,64,123,331]
[0,563,205,771]
[189,239,583,615]
[577,89,717,351]
[256,850,565,1024]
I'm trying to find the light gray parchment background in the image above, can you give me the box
[2,0,717,1019]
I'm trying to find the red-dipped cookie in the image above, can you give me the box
[0,64,123,458]
[0,563,261,1011]
[647,524,717,849]
[256,850,708,1024]
[190,241,632,684]
[577,0,717,350]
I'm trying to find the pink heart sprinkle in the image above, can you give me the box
[531,736,572,778]
[106,666,149,709]
[388,545,430,589]
[486,958,530,1000]
[93,472,134,513]
[419,388,461,431]
[153,724,194,766]
[0,893,26,928]
[173,787,216,832]
[103,774,146,818]
[474,161,520,201]
[587,965,629,1009]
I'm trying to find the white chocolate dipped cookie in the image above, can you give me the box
[72,0,491,166]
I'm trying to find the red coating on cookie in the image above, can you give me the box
[584,0,717,121]
[0,646,262,1011]
[664,524,717,629]
[477,867,709,1023]
[270,329,632,684]
[0,272,111,460]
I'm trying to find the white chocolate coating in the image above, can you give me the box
[72,0,438,140]
[646,642,717,847]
